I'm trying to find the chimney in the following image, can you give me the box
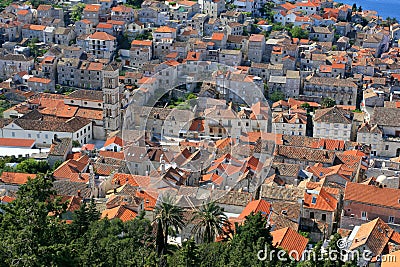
[77,190,81,197]
[161,160,166,174]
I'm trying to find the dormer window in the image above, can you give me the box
[311,196,317,204]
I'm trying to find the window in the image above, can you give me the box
[389,216,395,224]
[310,212,314,219]
[361,211,367,220]
[28,134,31,138]
[11,132,15,137]
[311,196,317,204]
[322,214,327,221]
[45,134,48,139]
[385,145,389,150]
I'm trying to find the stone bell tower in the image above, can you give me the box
[102,63,121,136]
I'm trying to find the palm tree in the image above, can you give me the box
[191,201,228,243]
[153,194,185,256]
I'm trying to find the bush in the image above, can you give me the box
[72,140,81,147]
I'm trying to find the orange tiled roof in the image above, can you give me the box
[104,136,123,148]
[303,187,337,211]
[28,77,52,84]
[271,227,308,261]
[131,40,152,46]
[101,205,137,222]
[53,156,89,181]
[211,32,224,41]
[88,31,116,41]
[349,218,393,256]
[111,5,133,12]
[0,172,36,185]
[238,199,271,219]
[344,182,400,209]
[97,23,113,29]
[17,9,29,15]
[99,150,125,160]
[0,195,15,203]
[37,4,52,11]
[84,4,100,12]
[136,190,158,211]
[186,51,201,61]
[75,108,103,120]
[80,19,92,25]
[0,138,35,148]
[155,26,177,33]
[112,173,151,187]
[29,24,46,31]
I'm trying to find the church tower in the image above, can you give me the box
[102,63,121,136]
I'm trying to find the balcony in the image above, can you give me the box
[208,122,232,128]
[383,135,400,142]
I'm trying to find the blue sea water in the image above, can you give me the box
[338,0,400,20]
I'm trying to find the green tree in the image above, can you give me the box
[269,90,285,102]
[352,4,357,12]
[69,199,100,239]
[15,158,50,174]
[168,238,200,267]
[321,97,336,108]
[126,0,145,9]
[358,6,362,12]
[0,0,13,12]
[300,102,311,110]
[290,26,309,39]
[0,175,71,266]
[153,195,185,258]
[192,202,228,244]
[71,3,85,22]
[259,2,275,22]
[72,140,81,147]
[228,212,275,266]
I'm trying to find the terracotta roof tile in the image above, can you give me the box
[155,26,177,33]
[344,182,400,209]
[104,136,124,148]
[84,4,100,12]
[101,205,137,222]
[0,138,35,148]
[99,150,125,160]
[349,218,393,256]
[88,31,116,41]
[303,187,338,212]
[0,172,36,185]
[271,227,308,261]
[238,199,272,219]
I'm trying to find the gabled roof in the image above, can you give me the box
[303,187,338,211]
[131,40,152,46]
[0,172,36,185]
[314,106,352,124]
[349,218,393,256]
[37,4,52,11]
[154,26,177,33]
[84,4,101,12]
[111,5,133,12]
[371,107,400,127]
[344,182,400,209]
[53,156,90,181]
[112,173,151,187]
[0,138,35,148]
[271,227,308,261]
[238,199,271,219]
[101,205,137,222]
[88,31,116,41]
[104,136,124,148]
